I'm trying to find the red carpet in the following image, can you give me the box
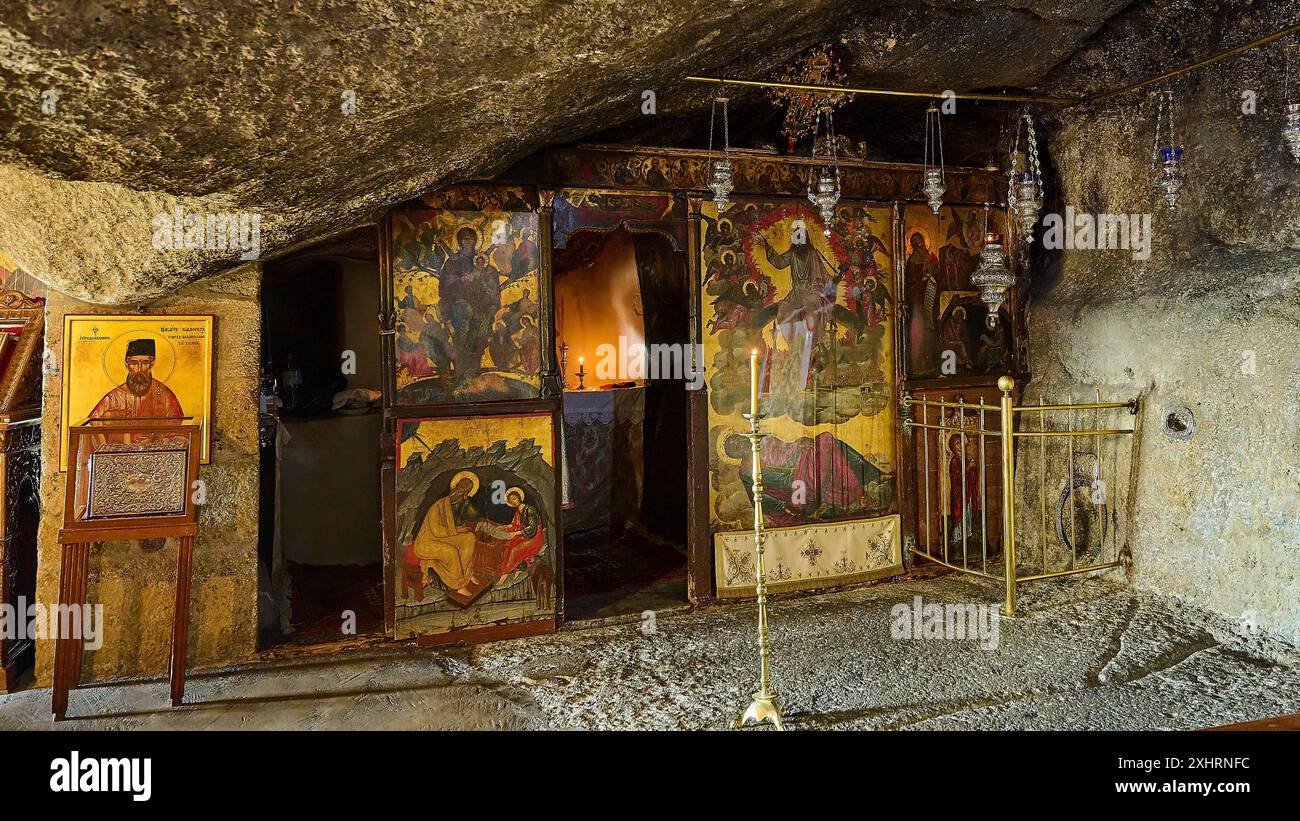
[284,561,384,643]
[562,527,687,600]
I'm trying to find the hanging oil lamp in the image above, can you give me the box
[707,93,734,212]
[1151,90,1184,209]
[1283,44,1300,163]
[921,102,945,214]
[806,103,841,235]
[1155,146,1184,208]
[969,204,1013,328]
[1285,104,1300,163]
[1007,111,1043,241]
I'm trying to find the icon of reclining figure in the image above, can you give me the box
[406,471,545,606]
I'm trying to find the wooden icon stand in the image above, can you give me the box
[53,421,200,721]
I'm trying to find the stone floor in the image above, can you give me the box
[3,572,1299,730]
[565,575,689,621]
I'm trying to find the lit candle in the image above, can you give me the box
[749,348,759,417]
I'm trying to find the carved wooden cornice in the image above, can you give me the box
[393,145,1008,214]
[0,291,43,312]
[0,289,45,416]
[526,144,1007,206]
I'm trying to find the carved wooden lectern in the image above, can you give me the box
[53,421,201,721]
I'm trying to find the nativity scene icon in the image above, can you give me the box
[403,468,546,607]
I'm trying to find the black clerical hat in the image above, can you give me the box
[125,338,156,358]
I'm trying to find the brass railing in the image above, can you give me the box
[902,376,1139,615]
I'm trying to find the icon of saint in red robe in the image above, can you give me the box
[947,433,980,541]
[87,337,185,421]
[498,487,545,574]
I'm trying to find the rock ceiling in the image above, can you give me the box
[0,0,1294,302]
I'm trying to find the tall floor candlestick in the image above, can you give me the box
[749,348,760,417]
[736,351,782,730]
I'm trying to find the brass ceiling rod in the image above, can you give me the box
[684,75,1077,106]
[689,22,1300,110]
[1080,22,1300,105]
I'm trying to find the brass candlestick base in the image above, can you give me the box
[734,411,784,731]
[735,691,784,730]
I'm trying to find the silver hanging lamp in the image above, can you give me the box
[707,92,734,212]
[922,102,946,214]
[1151,89,1184,209]
[1283,42,1300,163]
[969,203,1013,328]
[806,103,841,236]
[1285,105,1300,164]
[1007,111,1043,241]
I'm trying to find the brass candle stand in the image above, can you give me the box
[735,411,784,730]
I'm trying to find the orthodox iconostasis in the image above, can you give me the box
[380,155,1018,639]
[700,198,903,596]
[384,183,696,637]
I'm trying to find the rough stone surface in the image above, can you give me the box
[33,262,262,686]
[1,575,1297,730]
[0,0,1236,303]
[1026,2,1300,640]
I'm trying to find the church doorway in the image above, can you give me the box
[257,231,386,647]
[554,227,691,620]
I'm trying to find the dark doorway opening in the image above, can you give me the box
[258,232,385,647]
[554,227,690,620]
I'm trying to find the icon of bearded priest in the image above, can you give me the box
[87,338,185,421]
